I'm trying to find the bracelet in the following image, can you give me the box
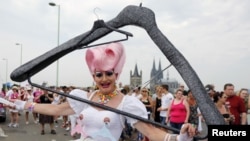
[168,134,177,141]
[28,102,37,112]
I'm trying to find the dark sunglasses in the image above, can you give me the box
[94,70,114,78]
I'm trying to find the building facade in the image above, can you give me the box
[130,63,142,89]
[149,59,179,94]
[129,59,180,94]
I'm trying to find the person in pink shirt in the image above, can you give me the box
[32,87,42,123]
[166,89,190,134]
[8,86,20,128]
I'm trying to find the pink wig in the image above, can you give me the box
[85,42,126,79]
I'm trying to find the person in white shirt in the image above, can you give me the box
[23,87,34,124]
[131,86,142,99]
[157,84,173,125]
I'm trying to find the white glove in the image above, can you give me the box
[0,97,15,107]
[14,100,26,111]
[177,123,194,141]
[177,132,193,141]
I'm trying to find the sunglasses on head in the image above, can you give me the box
[94,70,114,78]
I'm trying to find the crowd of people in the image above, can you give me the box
[116,81,250,141]
[0,85,81,137]
[0,81,249,140]
[0,42,249,141]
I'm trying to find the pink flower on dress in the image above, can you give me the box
[71,118,87,138]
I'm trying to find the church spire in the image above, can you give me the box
[158,59,163,79]
[151,58,156,76]
[132,63,140,77]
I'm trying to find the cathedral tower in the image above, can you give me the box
[130,63,142,88]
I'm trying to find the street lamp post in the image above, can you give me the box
[16,43,23,65]
[49,2,60,87]
[2,58,8,90]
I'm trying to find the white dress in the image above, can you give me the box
[67,89,147,141]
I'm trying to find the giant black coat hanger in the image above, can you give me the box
[10,4,225,139]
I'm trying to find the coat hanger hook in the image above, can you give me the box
[139,0,143,7]
[93,7,101,19]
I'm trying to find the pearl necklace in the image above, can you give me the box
[97,90,118,104]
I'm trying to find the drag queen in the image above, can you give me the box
[12,42,195,141]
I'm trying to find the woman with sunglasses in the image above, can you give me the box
[140,88,153,120]
[213,92,235,125]
[11,42,195,141]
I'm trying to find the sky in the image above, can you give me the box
[0,0,250,91]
